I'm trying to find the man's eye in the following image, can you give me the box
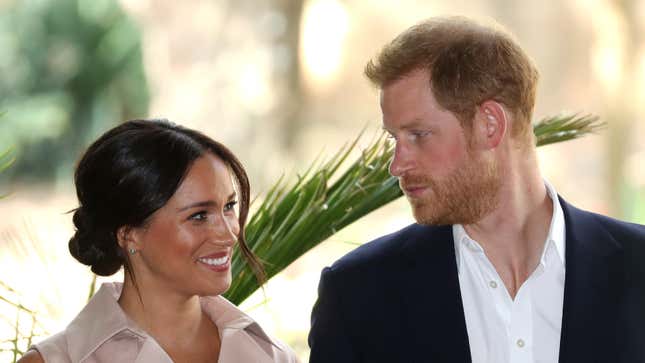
[409,130,430,140]
[224,201,238,212]
[189,211,208,221]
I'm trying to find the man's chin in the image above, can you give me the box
[411,204,446,226]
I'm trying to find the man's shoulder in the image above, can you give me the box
[565,200,644,236]
[562,199,645,252]
[327,223,451,275]
[586,211,645,254]
[589,211,644,236]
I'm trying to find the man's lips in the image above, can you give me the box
[401,185,428,198]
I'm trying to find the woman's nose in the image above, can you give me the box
[210,215,239,246]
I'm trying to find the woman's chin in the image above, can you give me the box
[202,276,232,297]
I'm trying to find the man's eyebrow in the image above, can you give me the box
[382,118,428,132]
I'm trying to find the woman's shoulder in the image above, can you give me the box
[23,284,125,363]
[28,331,73,363]
[17,349,44,363]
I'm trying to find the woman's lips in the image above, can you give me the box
[197,252,230,272]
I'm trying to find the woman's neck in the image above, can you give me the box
[117,275,221,361]
[117,275,207,347]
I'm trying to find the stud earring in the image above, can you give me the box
[129,248,137,255]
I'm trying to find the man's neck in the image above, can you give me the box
[462,161,553,299]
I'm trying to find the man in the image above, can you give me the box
[308,16,645,363]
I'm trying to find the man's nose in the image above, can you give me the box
[389,142,414,177]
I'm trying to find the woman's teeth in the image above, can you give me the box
[199,256,227,266]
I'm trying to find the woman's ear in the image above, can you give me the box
[476,100,507,149]
[117,226,141,255]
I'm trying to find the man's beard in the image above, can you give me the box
[401,152,501,226]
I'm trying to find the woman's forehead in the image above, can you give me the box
[173,154,236,202]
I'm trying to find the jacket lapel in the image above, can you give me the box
[558,198,625,363]
[399,225,472,363]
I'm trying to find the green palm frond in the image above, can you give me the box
[0,111,14,176]
[225,133,400,303]
[225,113,605,305]
[0,139,15,200]
[0,148,16,173]
[533,114,603,146]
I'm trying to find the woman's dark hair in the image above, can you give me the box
[69,119,265,285]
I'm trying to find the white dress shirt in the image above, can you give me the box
[454,181,566,363]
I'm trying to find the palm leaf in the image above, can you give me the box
[0,110,15,181]
[0,148,16,173]
[0,110,15,179]
[0,147,15,201]
[225,113,605,305]
[533,114,603,146]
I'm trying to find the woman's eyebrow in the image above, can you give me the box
[177,200,216,212]
[176,192,237,212]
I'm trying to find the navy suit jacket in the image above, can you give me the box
[308,198,645,362]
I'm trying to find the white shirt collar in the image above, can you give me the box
[544,179,566,267]
[453,180,566,271]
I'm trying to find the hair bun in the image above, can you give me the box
[68,208,123,276]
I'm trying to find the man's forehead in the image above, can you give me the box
[382,118,430,132]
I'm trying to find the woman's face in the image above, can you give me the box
[129,153,240,298]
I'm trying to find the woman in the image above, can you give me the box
[19,119,299,363]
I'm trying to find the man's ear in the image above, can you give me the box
[475,100,507,149]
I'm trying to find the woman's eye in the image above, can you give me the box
[224,201,238,212]
[189,211,208,221]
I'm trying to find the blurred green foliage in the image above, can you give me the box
[0,280,44,362]
[0,0,149,182]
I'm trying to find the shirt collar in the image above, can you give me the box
[200,293,284,351]
[453,224,477,271]
[64,282,144,363]
[543,179,566,267]
[65,282,282,362]
[453,180,566,272]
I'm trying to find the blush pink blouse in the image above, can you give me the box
[32,283,299,363]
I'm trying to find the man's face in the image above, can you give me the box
[381,69,500,225]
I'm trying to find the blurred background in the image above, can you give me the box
[1,0,644,361]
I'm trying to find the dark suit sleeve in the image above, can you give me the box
[308,266,361,363]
